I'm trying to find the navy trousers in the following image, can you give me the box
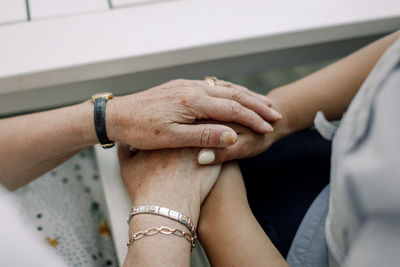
[239,129,331,257]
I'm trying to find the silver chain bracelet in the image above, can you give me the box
[127,226,195,249]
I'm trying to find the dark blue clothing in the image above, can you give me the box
[239,129,331,257]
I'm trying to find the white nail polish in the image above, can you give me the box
[198,151,215,165]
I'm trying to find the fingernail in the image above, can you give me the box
[264,121,274,132]
[129,146,137,153]
[198,150,215,165]
[220,131,237,146]
[271,108,282,119]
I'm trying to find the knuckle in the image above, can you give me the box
[225,81,233,87]
[219,80,232,87]
[199,127,212,147]
[177,91,195,106]
[230,102,242,117]
[236,85,252,96]
[239,86,252,96]
[177,93,189,105]
[240,85,251,92]
[232,89,243,102]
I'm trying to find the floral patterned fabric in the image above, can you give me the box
[15,148,118,267]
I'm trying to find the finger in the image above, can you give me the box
[201,78,272,106]
[215,79,272,105]
[217,80,275,112]
[179,79,276,116]
[199,97,274,134]
[197,122,266,164]
[204,84,282,122]
[197,146,240,165]
[173,123,238,148]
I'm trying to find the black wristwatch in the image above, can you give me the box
[91,92,115,149]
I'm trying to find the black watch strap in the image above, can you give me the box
[94,98,115,149]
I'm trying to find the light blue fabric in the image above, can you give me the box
[287,185,330,267]
[327,37,400,267]
[287,35,400,267]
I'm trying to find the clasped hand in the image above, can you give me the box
[106,79,281,153]
[117,79,288,227]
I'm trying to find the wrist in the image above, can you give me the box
[73,101,99,147]
[129,213,190,234]
[266,88,293,141]
[131,192,201,226]
[104,96,123,143]
[125,213,193,266]
[128,206,197,250]
[80,94,123,147]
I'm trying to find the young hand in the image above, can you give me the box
[197,96,290,164]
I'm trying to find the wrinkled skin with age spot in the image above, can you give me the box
[118,145,221,223]
[105,79,280,150]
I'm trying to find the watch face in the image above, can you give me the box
[91,92,114,103]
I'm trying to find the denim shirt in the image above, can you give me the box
[328,35,400,267]
[288,35,400,267]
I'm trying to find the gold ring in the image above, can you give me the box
[204,76,218,86]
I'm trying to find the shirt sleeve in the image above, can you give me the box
[342,63,400,266]
[344,219,400,267]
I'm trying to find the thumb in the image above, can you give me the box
[175,124,237,148]
[197,146,238,165]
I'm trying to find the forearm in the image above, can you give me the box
[123,181,200,267]
[124,215,192,267]
[198,162,288,267]
[269,30,400,136]
[119,146,223,267]
[0,101,100,189]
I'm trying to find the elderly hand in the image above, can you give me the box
[118,143,222,224]
[106,79,281,150]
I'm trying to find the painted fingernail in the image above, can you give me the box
[271,108,282,119]
[198,150,215,165]
[264,121,274,132]
[220,131,237,146]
